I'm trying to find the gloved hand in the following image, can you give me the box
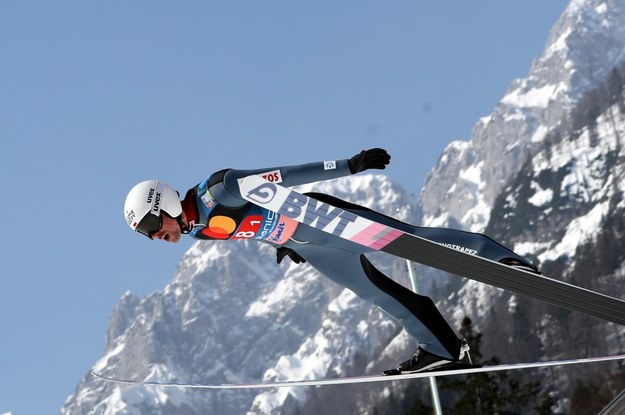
[348,148,391,174]
[276,247,307,264]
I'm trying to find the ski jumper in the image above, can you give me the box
[180,158,535,360]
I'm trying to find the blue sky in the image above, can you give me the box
[0,1,567,413]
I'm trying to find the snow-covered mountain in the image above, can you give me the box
[63,0,625,413]
[423,0,625,409]
[421,0,625,233]
[423,0,625,335]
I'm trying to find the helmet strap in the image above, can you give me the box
[177,216,190,234]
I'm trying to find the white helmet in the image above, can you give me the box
[124,180,182,239]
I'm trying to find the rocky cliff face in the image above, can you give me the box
[420,0,625,233]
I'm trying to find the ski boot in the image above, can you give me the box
[383,338,471,376]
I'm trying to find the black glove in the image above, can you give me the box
[276,247,306,264]
[348,148,391,174]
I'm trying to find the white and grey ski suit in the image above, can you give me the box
[180,155,536,359]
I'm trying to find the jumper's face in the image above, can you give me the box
[151,212,182,243]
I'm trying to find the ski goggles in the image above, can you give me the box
[136,212,162,239]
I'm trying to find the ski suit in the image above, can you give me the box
[180,157,535,359]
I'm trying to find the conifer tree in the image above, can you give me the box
[439,317,545,414]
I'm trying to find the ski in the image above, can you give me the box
[239,175,625,326]
[90,353,625,389]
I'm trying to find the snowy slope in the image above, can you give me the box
[454,88,625,346]
[431,1,625,407]
[421,0,625,233]
[415,0,625,408]
[425,0,625,346]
